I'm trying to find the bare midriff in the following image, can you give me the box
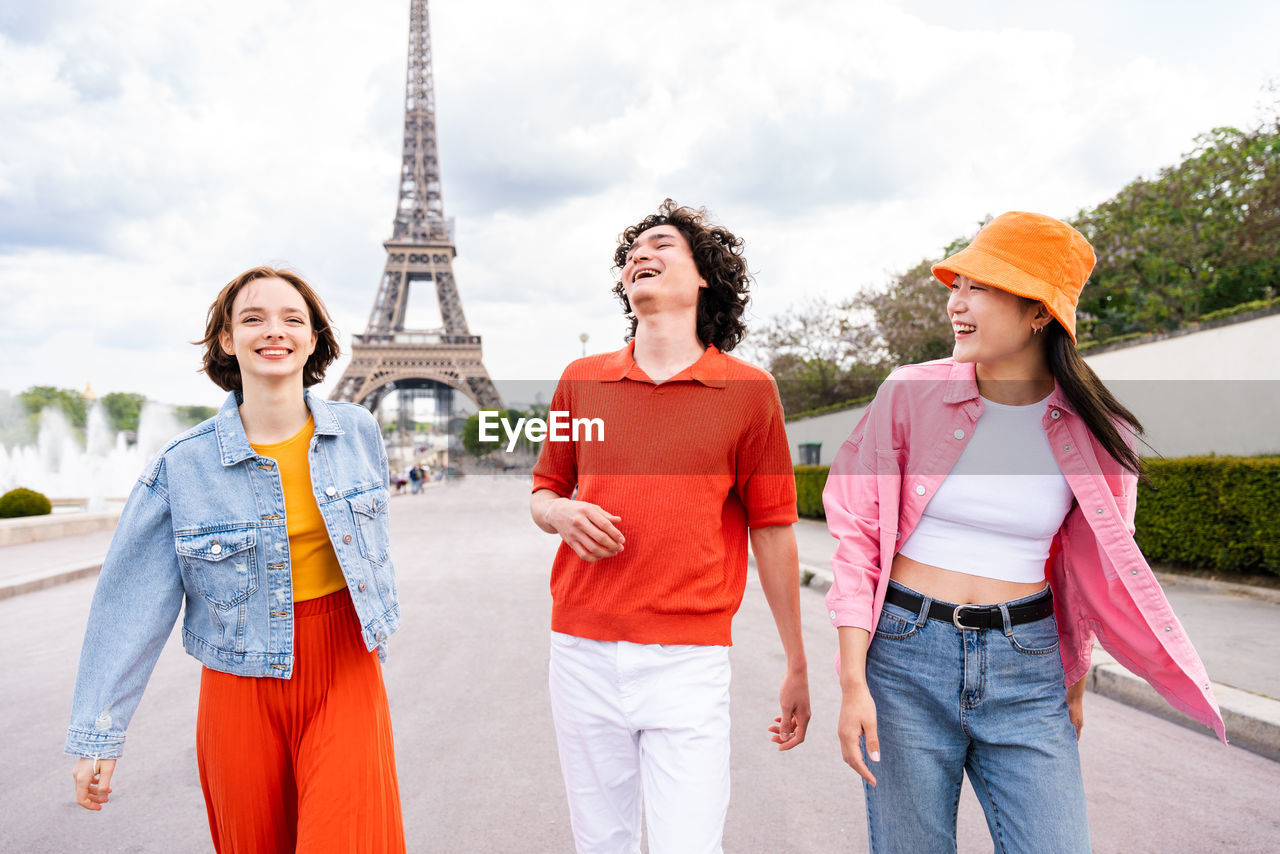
[890,552,1048,606]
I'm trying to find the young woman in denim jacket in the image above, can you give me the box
[66,266,405,851]
[824,213,1224,853]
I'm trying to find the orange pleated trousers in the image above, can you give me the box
[196,590,405,853]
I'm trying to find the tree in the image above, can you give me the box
[744,297,888,414]
[853,251,958,367]
[461,409,526,459]
[1075,114,1280,339]
[18,386,86,429]
[174,405,218,427]
[101,392,147,433]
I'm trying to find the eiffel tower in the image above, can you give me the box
[331,0,502,414]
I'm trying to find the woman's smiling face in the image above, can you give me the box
[947,274,1047,367]
[219,277,318,388]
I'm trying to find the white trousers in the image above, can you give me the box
[548,631,732,854]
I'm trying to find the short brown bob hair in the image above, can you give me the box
[197,265,340,391]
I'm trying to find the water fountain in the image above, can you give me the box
[0,401,184,513]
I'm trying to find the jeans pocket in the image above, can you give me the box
[1007,615,1061,656]
[874,602,922,640]
[176,530,259,610]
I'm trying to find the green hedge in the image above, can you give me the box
[793,456,1280,577]
[794,465,830,520]
[0,487,53,518]
[1135,456,1280,577]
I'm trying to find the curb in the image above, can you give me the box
[1152,570,1280,606]
[798,561,1280,763]
[0,511,120,547]
[0,562,102,601]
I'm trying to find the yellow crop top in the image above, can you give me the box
[250,417,348,602]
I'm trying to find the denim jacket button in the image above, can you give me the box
[210,543,221,555]
[325,486,337,497]
[359,582,367,592]
[344,534,353,544]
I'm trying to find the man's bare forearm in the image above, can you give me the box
[750,524,807,671]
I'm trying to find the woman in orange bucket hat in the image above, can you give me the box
[823,212,1223,852]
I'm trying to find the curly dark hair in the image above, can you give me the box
[196,265,340,391]
[611,199,751,352]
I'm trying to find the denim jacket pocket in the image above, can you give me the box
[349,487,391,565]
[175,530,259,609]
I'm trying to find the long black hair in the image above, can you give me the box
[1044,321,1147,481]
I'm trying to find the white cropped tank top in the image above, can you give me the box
[897,394,1075,583]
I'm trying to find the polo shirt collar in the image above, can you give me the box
[599,341,728,388]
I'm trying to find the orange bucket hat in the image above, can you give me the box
[931,211,1095,342]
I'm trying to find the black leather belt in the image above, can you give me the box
[884,584,1054,630]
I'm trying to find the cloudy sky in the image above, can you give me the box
[1,0,1277,411]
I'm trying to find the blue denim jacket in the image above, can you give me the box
[65,391,399,758]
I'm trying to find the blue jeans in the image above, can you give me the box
[864,581,1089,854]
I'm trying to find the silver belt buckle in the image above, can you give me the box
[952,604,979,630]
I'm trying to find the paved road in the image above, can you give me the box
[3,477,1278,852]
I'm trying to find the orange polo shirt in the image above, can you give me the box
[250,417,349,602]
[532,343,798,646]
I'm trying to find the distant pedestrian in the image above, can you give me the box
[66,266,405,852]
[824,212,1225,853]
[531,200,810,853]
[409,464,425,494]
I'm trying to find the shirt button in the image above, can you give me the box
[915,485,926,496]
[1164,626,1172,632]
[1131,569,1138,576]
[1096,508,1105,514]
[1050,410,1061,420]
[953,429,965,440]
[344,534,353,544]
[829,610,837,619]
[210,543,222,555]
[1064,444,1072,451]
[325,486,337,497]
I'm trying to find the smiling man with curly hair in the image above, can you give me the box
[531,199,811,854]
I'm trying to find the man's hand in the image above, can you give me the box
[1067,675,1086,740]
[535,491,624,562]
[767,667,811,751]
[838,682,879,786]
[72,757,116,811]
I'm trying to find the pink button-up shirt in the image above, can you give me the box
[823,357,1225,740]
